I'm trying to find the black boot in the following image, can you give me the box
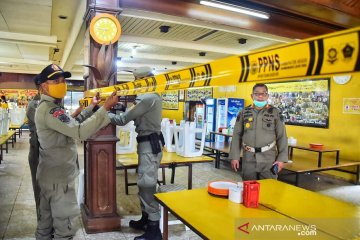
[134,220,162,240]
[129,212,149,231]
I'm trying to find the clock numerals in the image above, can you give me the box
[90,13,122,44]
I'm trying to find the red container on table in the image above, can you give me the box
[243,181,260,208]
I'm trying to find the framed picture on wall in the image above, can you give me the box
[185,87,213,101]
[161,90,179,110]
[267,78,330,128]
[178,89,185,102]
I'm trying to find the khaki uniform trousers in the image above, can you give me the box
[241,150,278,180]
[35,181,79,240]
[28,142,40,221]
[137,152,162,221]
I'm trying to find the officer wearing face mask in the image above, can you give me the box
[26,75,42,222]
[229,83,288,180]
[108,66,163,240]
[34,64,118,240]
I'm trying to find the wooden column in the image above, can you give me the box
[81,0,122,233]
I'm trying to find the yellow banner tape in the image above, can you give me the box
[84,26,360,98]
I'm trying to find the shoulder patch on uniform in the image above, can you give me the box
[58,114,70,123]
[245,104,253,109]
[49,107,62,115]
[50,107,70,123]
[236,113,241,122]
[267,106,274,114]
[279,114,285,122]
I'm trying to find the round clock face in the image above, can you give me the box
[90,14,121,44]
[333,75,351,85]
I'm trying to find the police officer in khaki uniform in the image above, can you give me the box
[108,67,163,240]
[26,75,42,221]
[34,64,118,240]
[230,83,288,180]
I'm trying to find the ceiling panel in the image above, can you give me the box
[51,0,83,64]
[0,0,52,35]
[119,15,273,48]
[196,31,281,50]
[17,45,49,61]
[0,43,22,58]
[0,13,8,31]
[117,42,228,59]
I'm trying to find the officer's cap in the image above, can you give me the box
[34,74,41,86]
[133,66,153,79]
[38,64,71,84]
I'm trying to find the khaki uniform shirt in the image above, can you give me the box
[229,104,288,163]
[26,95,40,147]
[35,94,111,184]
[108,93,162,153]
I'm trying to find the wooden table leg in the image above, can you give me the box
[215,150,220,169]
[188,164,192,189]
[170,164,176,184]
[318,152,322,167]
[163,206,169,240]
[161,167,166,185]
[11,135,15,148]
[125,168,129,195]
[336,151,340,165]
[355,166,360,185]
[0,144,3,163]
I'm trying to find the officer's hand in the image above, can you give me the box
[231,160,240,172]
[273,161,285,173]
[71,105,84,118]
[103,91,118,111]
[91,92,101,107]
[114,102,126,112]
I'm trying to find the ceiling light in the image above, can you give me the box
[58,15,68,20]
[117,58,122,67]
[131,47,137,56]
[159,25,171,33]
[238,38,247,44]
[200,0,269,19]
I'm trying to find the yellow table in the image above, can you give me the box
[202,141,231,168]
[155,179,360,240]
[116,152,213,194]
[9,121,26,141]
[288,143,340,167]
[0,130,15,163]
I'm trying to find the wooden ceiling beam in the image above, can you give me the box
[119,0,344,39]
[243,0,360,28]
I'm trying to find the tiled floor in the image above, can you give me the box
[0,132,359,239]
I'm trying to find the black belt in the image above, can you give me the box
[136,133,165,146]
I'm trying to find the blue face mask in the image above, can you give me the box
[253,100,267,108]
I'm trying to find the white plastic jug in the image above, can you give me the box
[10,108,25,126]
[288,137,297,145]
[1,111,10,135]
[0,111,3,135]
[116,121,137,154]
[174,121,206,158]
[161,118,176,152]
